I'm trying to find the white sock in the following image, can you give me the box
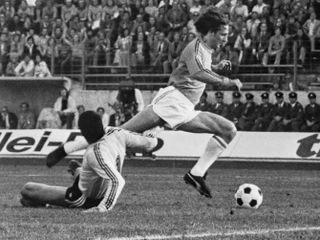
[190,136,227,177]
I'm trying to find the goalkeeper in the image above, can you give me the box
[20,111,163,212]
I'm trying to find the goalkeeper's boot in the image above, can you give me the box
[184,171,212,198]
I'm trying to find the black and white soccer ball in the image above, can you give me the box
[234,183,263,209]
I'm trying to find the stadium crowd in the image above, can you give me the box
[0,0,320,76]
[1,0,320,132]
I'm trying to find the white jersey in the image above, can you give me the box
[169,38,214,105]
[77,127,157,211]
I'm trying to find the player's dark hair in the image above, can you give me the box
[194,6,228,36]
[78,111,105,144]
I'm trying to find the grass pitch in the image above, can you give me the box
[0,162,319,240]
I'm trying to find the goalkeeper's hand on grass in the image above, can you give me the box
[46,145,67,168]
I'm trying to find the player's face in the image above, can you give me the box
[207,25,229,49]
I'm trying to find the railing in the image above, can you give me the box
[48,40,319,91]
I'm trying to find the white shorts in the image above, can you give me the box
[151,86,200,129]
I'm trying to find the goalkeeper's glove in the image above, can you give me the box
[46,145,67,168]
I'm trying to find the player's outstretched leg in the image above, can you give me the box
[20,182,70,207]
[178,112,237,198]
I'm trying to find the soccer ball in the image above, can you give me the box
[234,183,263,209]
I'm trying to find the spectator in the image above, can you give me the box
[233,15,246,35]
[234,26,252,64]
[200,0,212,14]
[227,24,238,47]
[109,101,125,127]
[1,1,15,19]
[238,93,257,131]
[23,36,39,59]
[0,32,10,76]
[167,31,184,72]
[251,22,270,64]
[117,10,133,36]
[263,27,285,70]
[151,31,170,73]
[5,55,20,76]
[8,15,23,33]
[155,7,170,35]
[37,27,51,59]
[14,53,34,77]
[131,14,148,37]
[88,0,103,29]
[131,32,150,69]
[93,30,112,66]
[102,0,118,20]
[117,80,145,113]
[231,0,248,21]
[17,102,36,129]
[22,16,33,34]
[303,12,320,51]
[301,92,320,132]
[77,105,85,116]
[165,1,188,40]
[216,0,233,15]
[252,0,268,17]
[97,107,110,128]
[17,0,33,21]
[145,0,158,18]
[279,92,304,132]
[195,91,211,112]
[246,11,261,38]
[61,0,78,24]
[209,91,229,119]
[36,105,61,129]
[145,16,158,34]
[0,106,18,129]
[189,0,201,16]
[0,13,7,31]
[34,54,51,77]
[54,87,77,129]
[9,31,24,60]
[62,29,87,73]
[228,91,244,129]
[252,92,274,131]
[33,0,43,24]
[113,28,132,66]
[42,0,57,21]
[267,91,290,132]
[294,28,309,66]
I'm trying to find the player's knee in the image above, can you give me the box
[113,177,125,190]
[21,182,38,198]
[220,121,237,144]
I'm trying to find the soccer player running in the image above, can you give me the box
[20,111,164,212]
[47,7,242,199]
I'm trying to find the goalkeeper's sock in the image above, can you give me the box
[190,136,227,177]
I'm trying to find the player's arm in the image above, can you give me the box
[84,164,125,213]
[186,48,242,90]
[46,136,89,168]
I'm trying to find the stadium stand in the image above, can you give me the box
[0,0,320,131]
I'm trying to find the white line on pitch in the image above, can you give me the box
[106,226,320,240]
